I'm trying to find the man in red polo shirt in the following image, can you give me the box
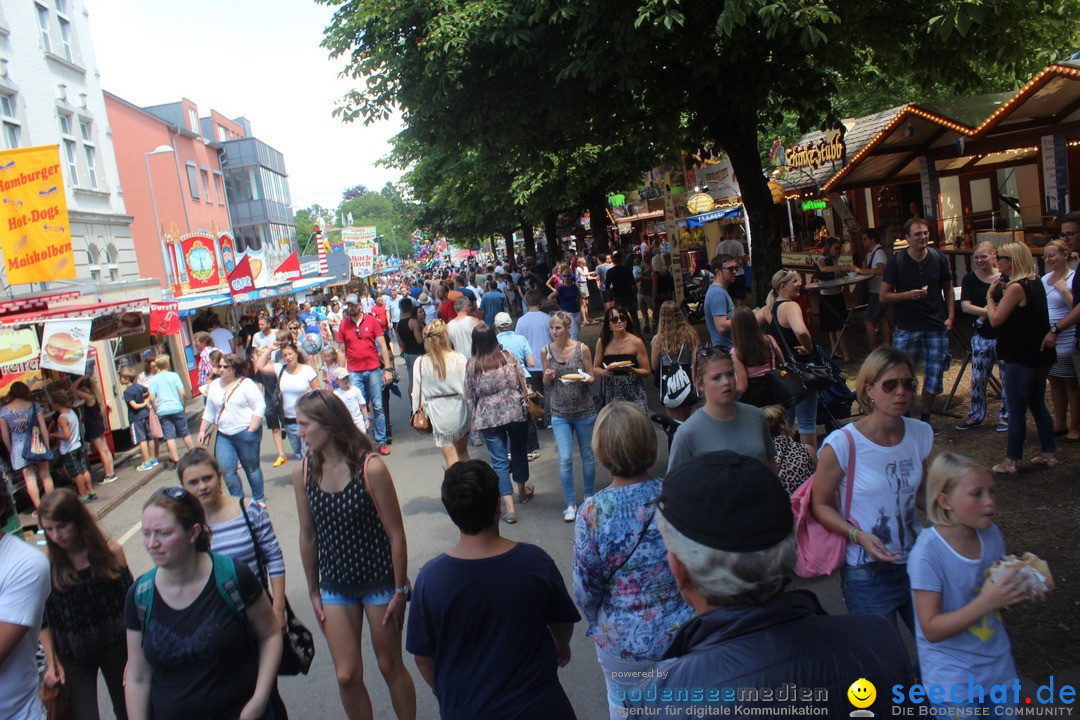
[337,293,394,455]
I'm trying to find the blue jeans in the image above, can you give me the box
[216,429,265,502]
[786,389,818,438]
[482,422,529,497]
[350,369,387,445]
[403,353,422,393]
[840,561,915,640]
[283,420,306,460]
[551,414,596,505]
[1003,362,1056,460]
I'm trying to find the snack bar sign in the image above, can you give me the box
[0,145,76,285]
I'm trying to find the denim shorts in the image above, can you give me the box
[320,585,394,606]
[158,411,190,440]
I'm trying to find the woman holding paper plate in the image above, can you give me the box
[542,310,598,523]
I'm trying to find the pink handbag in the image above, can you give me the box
[792,428,857,578]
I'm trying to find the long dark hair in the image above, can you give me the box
[599,304,640,347]
[39,488,124,591]
[295,389,374,486]
[730,306,771,367]
[469,323,509,374]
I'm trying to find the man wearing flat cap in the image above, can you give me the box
[624,451,912,717]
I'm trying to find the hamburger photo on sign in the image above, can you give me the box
[40,319,91,374]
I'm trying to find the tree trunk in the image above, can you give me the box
[588,193,610,255]
[502,230,514,260]
[489,235,498,256]
[521,219,536,260]
[544,212,560,262]
[715,114,781,306]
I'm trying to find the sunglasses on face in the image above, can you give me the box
[995,255,1010,261]
[608,315,626,323]
[722,265,738,272]
[878,377,918,392]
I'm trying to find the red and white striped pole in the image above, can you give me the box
[316,217,328,275]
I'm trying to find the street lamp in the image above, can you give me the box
[144,145,175,289]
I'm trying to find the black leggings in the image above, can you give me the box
[60,640,127,720]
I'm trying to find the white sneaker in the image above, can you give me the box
[563,504,577,522]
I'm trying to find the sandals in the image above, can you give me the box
[991,462,1018,475]
[527,451,540,462]
[1031,456,1060,468]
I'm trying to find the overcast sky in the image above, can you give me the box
[88,0,403,211]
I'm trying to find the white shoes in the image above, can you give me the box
[563,504,577,522]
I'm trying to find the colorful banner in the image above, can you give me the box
[181,235,221,290]
[228,254,256,296]
[0,356,41,396]
[0,327,39,366]
[90,311,146,341]
[343,226,378,276]
[219,234,237,275]
[40,318,91,375]
[0,145,76,284]
[150,301,180,335]
[273,252,301,280]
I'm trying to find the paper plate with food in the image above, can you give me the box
[604,360,633,370]
[560,372,588,383]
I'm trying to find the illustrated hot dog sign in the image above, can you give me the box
[0,145,76,285]
[40,318,91,375]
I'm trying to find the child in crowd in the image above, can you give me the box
[909,452,1052,712]
[120,367,158,471]
[332,367,369,434]
[49,390,94,502]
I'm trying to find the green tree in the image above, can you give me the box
[320,0,1077,302]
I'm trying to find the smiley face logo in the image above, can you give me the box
[847,678,876,716]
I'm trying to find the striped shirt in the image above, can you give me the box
[208,501,286,581]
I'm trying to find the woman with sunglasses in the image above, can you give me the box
[955,241,1009,432]
[542,310,598,522]
[666,347,775,474]
[593,305,650,414]
[124,487,282,720]
[766,269,820,452]
[464,323,533,523]
[197,354,268,504]
[811,346,932,638]
[986,242,1058,473]
[292,390,415,720]
[37,488,132,720]
[257,341,319,461]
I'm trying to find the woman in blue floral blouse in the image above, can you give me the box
[572,401,692,717]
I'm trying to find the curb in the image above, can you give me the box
[93,459,170,520]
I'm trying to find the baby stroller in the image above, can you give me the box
[814,349,857,433]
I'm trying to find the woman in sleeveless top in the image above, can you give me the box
[814,237,854,361]
[38,488,132,720]
[412,320,470,467]
[649,301,701,422]
[291,389,415,720]
[985,242,1057,474]
[396,298,426,397]
[767,269,819,453]
[593,305,650,414]
[0,380,54,515]
[730,306,784,408]
[542,311,598,523]
[71,377,115,485]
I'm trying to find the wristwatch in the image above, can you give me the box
[1051,324,1061,334]
[393,585,411,601]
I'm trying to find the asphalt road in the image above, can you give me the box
[93,357,854,720]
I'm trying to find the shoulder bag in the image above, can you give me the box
[514,360,544,422]
[240,498,315,675]
[410,358,432,433]
[763,338,812,408]
[771,303,833,391]
[791,427,857,578]
[24,404,53,462]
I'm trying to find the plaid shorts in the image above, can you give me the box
[892,328,949,395]
[60,446,89,479]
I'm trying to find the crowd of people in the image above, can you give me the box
[1,213,1074,719]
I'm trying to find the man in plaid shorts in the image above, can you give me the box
[880,217,955,429]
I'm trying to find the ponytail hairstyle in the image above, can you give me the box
[143,487,212,552]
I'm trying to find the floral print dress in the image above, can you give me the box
[0,402,39,471]
[572,477,693,661]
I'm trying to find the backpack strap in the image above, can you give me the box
[210,552,250,630]
[134,568,158,631]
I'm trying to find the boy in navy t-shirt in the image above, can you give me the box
[407,460,580,720]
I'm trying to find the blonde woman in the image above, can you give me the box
[955,242,1008,431]
[1041,239,1080,440]
[985,242,1057,473]
[649,301,700,421]
[574,257,597,325]
[411,320,470,466]
[766,269,819,451]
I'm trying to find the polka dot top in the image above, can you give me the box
[306,452,394,595]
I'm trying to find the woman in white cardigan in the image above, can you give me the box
[411,319,471,466]
[197,354,268,503]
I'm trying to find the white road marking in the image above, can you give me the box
[117,521,142,546]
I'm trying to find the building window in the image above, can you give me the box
[36,4,51,53]
[1,95,20,149]
[58,113,71,135]
[78,119,91,141]
[188,107,198,133]
[200,168,210,201]
[84,145,97,188]
[213,172,226,205]
[54,0,67,12]
[186,163,200,199]
[217,125,228,142]
[58,18,72,61]
[63,139,78,186]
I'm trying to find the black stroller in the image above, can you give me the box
[814,349,858,433]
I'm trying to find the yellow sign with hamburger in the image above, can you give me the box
[0,145,76,285]
[40,318,90,375]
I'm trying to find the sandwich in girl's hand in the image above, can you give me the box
[989,553,1054,598]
